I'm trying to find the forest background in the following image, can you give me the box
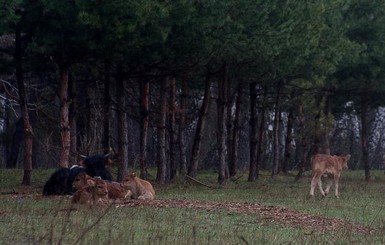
[1,0,385,185]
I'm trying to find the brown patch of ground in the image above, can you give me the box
[118,199,381,235]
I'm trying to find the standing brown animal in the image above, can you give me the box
[72,177,109,205]
[309,154,351,198]
[121,173,155,200]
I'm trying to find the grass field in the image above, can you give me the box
[1,168,385,244]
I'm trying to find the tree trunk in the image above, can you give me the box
[59,67,70,168]
[361,92,370,181]
[323,93,332,155]
[230,82,243,177]
[102,62,111,155]
[85,85,91,153]
[282,93,295,173]
[156,79,168,184]
[6,118,22,168]
[187,72,212,178]
[217,65,228,184]
[248,82,258,181]
[117,73,128,181]
[169,78,178,181]
[295,102,307,181]
[69,77,77,166]
[256,87,267,176]
[271,79,282,178]
[225,71,232,179]
[178,77,188,176]
[16,24,33,185]
[140,80,150,179]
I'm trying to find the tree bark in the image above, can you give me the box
[282,93,295,173]
[59,67,70,168]
[271,79,282,178]
[256,87,267,176]
[248,82,258,181]
[178,77,188,176]
[169,78,178,181]
[156,79,168,184]
[6,118,22,168]
[230,82,243,177]
[69,77,77,166]
[187,72,212,178]
[140,80,150,179]
[323,93,332,155]
[217,64,228,184]
[361,92,370,181]
[116,72,128,181]
[102,62,111,155]
[16,24,33,185]
[295,101,307,181]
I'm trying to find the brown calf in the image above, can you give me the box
[309,153,350,198]
[73,172,131,200]
[121,173,155,200]
[71,177,109,205]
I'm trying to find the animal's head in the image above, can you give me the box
[121,173,138,190]
[78,153,113,167]
[92,178,108,197]
[73,172,94,190]
[341,154,351,169]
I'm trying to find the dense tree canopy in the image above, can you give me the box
[1,0,385,184]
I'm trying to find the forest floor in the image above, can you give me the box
[1,181,382,236]
[118,198,380,235]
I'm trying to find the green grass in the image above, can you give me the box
[1,168,385,244]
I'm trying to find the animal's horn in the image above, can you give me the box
[79,154,87,159]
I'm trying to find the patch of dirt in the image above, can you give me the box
[118,199,381,235]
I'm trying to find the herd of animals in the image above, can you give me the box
[42,154,155,205]
[42,152,351,205]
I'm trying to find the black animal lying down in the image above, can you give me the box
[43,154,113,195]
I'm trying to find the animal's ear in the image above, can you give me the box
[78,160,85,167]
[87,178,96,186]
[132,172,136,177]
[344,154,351,160]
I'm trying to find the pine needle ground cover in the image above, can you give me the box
[1,169,385,244]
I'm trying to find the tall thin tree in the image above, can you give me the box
[187,72,212,178]
[15,19,33,185]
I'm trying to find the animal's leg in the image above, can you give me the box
[318,178,326,197]
[310,174,323,197]
[334,173,341,198]
[324,176,333,196]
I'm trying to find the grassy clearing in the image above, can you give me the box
[1,168,385,244]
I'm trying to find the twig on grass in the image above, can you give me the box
[185,175,213,188]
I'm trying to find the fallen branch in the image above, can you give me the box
[185,175,213,188]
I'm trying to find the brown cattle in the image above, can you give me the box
[106,181,132,200]
[72,172,94,190]
[73,172,131,200]
[72,177,109,205]
[309,154,351,198]
[121,173,155,200]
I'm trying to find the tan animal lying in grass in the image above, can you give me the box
[71,177,109,205]
[121,173,155,200]
[73,172,131,200]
